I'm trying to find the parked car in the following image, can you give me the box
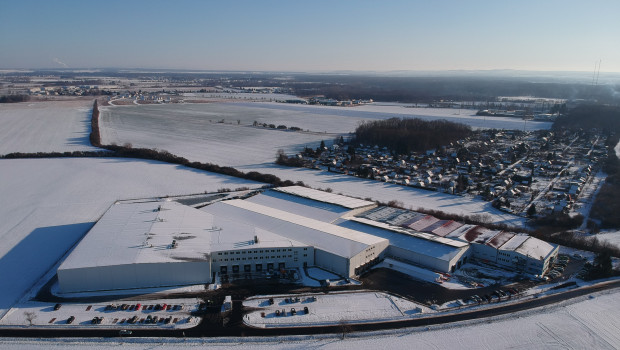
[67,316,75,324]
[54,303,62,311]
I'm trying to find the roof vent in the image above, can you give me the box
[254,235,259,243]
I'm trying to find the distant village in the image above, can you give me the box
[292,128,608,219]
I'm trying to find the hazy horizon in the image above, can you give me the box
[1,0,619,73]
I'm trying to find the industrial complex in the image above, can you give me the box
[57,187,559,294]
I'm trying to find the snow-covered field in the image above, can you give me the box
[1,288,619,349]
[99,103,332,168]
[229,101,553,131]
[0,100,99,155]
[598,230,620,247]
[0,158,261,319]
[100,102,527,226]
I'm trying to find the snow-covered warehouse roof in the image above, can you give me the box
[201,200,387,259]
[245,189,351,223]
[499,234,556,261]
[343,217,469,262]
[514,237,556,261]
[59,200,307,271]
[274,186,376,209]
[59,201,215,270]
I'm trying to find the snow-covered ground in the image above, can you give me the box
[1,288,619,349]
[306,267,341,281]
[100,102,527,226]
[243,291,428,328]
[598,230,620,248]
[0,100,99,155]
[231,102,553,131]
[0,158,261,319]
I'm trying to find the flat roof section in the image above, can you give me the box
[499,234,530,252]
[245,189,350,223]
[340,219,468,262]
[59,201,215,270]
[358,206,424,226]
[445,224,477,239]
[486,231,515,249]
[514,237,557,261]
[274,186,376,209]
[202,200,386,258]
[348,217,469,249]
[460,226,501,244]
[406,215,440,231]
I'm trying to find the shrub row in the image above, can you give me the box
[90,99,101,146]
[83,99,294,187]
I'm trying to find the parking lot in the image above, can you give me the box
[0,299,201,329]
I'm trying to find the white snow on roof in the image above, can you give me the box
[245,190,350,223]
[208,217,308,252]
[348,217,468,248]
[514,237,557,261]
[499,234,531,252]
[59,201,215,270]
[340,219,468,262]
[445,224,477,239]
[274,186,376,209]
[60,200,310,271]
[202,200,385,258]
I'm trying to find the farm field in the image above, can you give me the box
[100,102,528,226]
[0,100,99,155]
[0,157,261,319]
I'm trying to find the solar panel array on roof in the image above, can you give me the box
[430,221,464,237]
[358,206,424,226]
[445,224,477,239]
[348,217,469,249]
[274,186,375,209]
[421,220,449,233]
[486,231,515,248]
[407,215,440,231]
[499,234,530,251]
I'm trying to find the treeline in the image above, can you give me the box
[590,134,620,228]
[553,104,620,133]
[0,94,29,103]
[90,100,101,146]
[354,118,472,154]
[1,151,110,159]
[84,100,294,187]
[288,75,620,105]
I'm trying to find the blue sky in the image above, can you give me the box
[1,0,619,72]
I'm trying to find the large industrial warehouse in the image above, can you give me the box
[57,186,559,294]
